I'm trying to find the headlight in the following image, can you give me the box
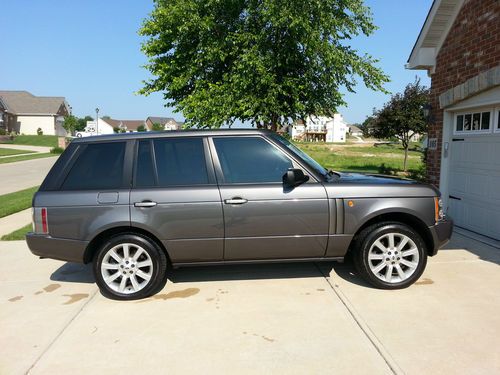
[434,197,444,222]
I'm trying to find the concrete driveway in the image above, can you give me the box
[0,156,57,195]
[1,231,499,374]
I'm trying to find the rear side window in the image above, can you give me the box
[154,138,208,186]
[134,137,209,187]
[62,142,126,190]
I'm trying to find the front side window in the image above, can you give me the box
[213,137,293,184]
[62,142,126,190]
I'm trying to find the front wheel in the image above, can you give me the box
[93,233,167,300]
[353,222,427,289]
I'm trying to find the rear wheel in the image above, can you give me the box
[353,222,427,289]
[93,233,167,300]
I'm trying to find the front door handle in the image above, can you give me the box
[134,201,157,208]
[224,197,248,205]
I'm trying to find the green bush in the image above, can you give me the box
[137,125,147,132]
[50,147,64,154]
[0,129,6,135]
[37,127,43,135]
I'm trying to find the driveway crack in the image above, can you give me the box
[25,288,99,374]
[314,263,404,375]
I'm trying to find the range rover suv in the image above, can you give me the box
[27,130,452,300]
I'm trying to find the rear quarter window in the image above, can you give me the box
[61,142,126,190]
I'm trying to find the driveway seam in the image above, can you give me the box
[314,263,404,375]
[25,288,99,375]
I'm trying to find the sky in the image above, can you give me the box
[1,0,432,125]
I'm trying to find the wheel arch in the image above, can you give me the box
[348,212,435,256]
[83,226,172,264]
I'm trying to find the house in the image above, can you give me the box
[83,118,115,135]
[103,118,148,132]
[289,113,348,142]
[407,0,500,240]
[0,90,70,135]
[145,116,184,131]
[348,124,363,137]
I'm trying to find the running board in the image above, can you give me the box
[172,256,345,268]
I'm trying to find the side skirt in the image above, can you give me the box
[172,256,345,268]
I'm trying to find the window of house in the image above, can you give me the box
[455,110,492,134]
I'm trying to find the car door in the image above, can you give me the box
[209,135,329,260]
[44,140,132,242]
[130,137,224,263]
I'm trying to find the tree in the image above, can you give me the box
[77,116,94,132]
[368,78,429,171]
[137,124,147,132]
[151,123,164,131]
[63,115,78,135]
[139,0,389,130]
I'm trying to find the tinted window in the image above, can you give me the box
[213,137,292,183]
[153,138,209,186]
[62,142,126,190]
[135,140,155,187]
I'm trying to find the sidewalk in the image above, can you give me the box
[0,208,31,237]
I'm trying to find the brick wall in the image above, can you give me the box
[428,0,500,186]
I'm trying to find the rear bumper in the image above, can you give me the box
[26,233,88,263]
[428,217,453,256]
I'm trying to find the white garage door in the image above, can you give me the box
[448,107,500,240]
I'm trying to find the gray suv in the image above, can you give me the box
[27,130,452,300]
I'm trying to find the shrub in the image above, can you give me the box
[37,128,43,135]
[0,129,6,135]
[50,147,64,154]
[137,125,147,132]
[152,123,164,131]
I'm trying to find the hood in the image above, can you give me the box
[336,172,417,185]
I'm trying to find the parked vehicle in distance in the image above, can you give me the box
[27,130,452,300]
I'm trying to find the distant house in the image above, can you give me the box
[103,118,148,132]
[0,90,70,135]
[289,113,347,143]
[145,116,184,131]
[348,125,363,137]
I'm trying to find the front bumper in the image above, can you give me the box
[428,217,453,256]
[26,233,88,263]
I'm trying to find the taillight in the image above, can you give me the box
[41,208,48,234]
[33,207,49,234]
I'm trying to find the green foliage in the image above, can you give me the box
[77,116,94,132]
[1,135,58,147]
[366,78,429,171]
[63,115,79,135]
[1,224,32,241]
[137,125,147,132]
[0,186,39,218]
[0,148,30,157]
[0,153,54,164]
[152,123,164,131]
[50,147,64,154]
[140,0,389,130]
[0,129,6,136]
[36,127,43,136]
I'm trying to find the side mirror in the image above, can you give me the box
[283,168,309,187]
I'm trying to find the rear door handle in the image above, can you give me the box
[224,197,248,205]
[134,201,157,208]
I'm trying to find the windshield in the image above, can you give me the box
[270,133,329,177]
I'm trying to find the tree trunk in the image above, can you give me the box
[403,142,409,172]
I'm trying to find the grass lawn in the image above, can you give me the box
[0,186,39,218]
[0,152,55,164]
[0,148,32,157]
[1,224,31,241]
[296,141,424,176]
[0,135,59,148]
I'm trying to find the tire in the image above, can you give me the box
[352,222,427,289]
[93,233,168,300]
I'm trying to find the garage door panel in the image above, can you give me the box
[448,131,500,240]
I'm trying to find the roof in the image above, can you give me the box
[71,128,271,143]
[103,118,146,131]
[348,125,362,133]
[0,90,67,115]
[146,116,185,125]
[406,0,464,71]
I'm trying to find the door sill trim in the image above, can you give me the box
[172,256,344,268]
